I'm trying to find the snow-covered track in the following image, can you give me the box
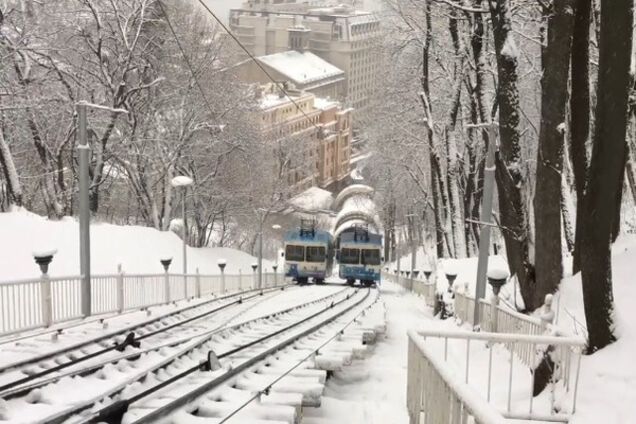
[0,285,290,375]
[0,285,292,395]
[0,286,353,423]
[76,288,378,424]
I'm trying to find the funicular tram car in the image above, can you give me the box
[336,224,383,287]
[283,219,334,284]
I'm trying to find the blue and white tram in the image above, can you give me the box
[283,221,334,285]
[337,226,383,286]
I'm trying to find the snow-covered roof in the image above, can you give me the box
[313,97,338,110]
[258,51,344,85]
[259,92,301,109]
[289,186,334,211]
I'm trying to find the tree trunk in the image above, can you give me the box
[490,0,536,309]
[561,174,576,253]
[447,128,467,258]
[580,0,633,352]
[534,0,575,307]
[0,127,23,207]
[570,0,591,274]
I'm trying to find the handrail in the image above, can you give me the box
[408,330,508,424]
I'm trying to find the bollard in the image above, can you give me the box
[423,269,432,283]
[161,258,172,303]
[33,251,55,328]
[445,272,458,293]
[273,264,278,285]
[218,259,227,293]
[116,263,125,313]
[540,294,555,328]
[251,263,258,289]
[195,267,201,298]
[486,268,509,332]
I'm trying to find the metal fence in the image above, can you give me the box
[408,329,585,423]
[386,273,436,307]
[407,330,509,424]
[0,270,281,336]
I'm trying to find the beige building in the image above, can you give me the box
[230,5,381,111]
[258,84,353,194]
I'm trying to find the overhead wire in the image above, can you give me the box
[193,0,327,135]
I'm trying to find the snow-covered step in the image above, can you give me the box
[196,399,297,423]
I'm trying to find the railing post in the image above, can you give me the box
[33,252,56,327]
[195,267,201,298]
[41,271,53,327]
[160,258,172,304]
[117,263,124,313]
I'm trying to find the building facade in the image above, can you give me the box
[230,5,381,111]
[258,84,353,194]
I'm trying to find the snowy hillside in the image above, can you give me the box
[0,210,272,280]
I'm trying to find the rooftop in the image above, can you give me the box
[258,50,344,85]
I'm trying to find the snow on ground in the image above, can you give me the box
[303,281,434,424]
[0,210,271,280]
[557,234,636,424]
[388,234,636,423]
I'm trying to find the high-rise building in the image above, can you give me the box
[257,83,353,194]
[229,4,381,111]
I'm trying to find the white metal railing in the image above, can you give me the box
[384,272,436,307]
[0,270,282,337]
[408,330,509,424]
[408,329,585,423]
[453,290,566,368]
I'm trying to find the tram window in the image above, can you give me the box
[285,245,305,261]
[340,248,360,264]
[306,246,326,262]
[361,249,381,265]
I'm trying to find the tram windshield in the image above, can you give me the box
[340,248,360,264]
[285,245,305,262]
[306,246,326,262]
[361,249,381,265]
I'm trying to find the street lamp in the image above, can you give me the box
[217,259,227,293]
[251,262,258,289]
[76,101,127,318]
[487,267,509,332]
[33,250,56,328]
[171,175,193,278]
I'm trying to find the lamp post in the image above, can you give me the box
[487,267,509,332]
[217,259,227,293]
[33,250,56,327]
[76,101,127,318]
[271,224,282,285]
[160,257,172,303]
[171,176,193,280]
[251,262,258,289]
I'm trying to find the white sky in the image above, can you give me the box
[201,0,384,25]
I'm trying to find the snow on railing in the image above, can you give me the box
[407,330,508,424]
[408,329,585,423]
[384,272,436,307]
[0,271,282,336]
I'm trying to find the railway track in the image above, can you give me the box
[0,285,357,423]
[0,285,295,392]
[0,284,290,376]
[116,286,382,424]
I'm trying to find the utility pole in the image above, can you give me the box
[76,101,128,318]
[77,102,91,318]
[470,122,499,330]
[256,208,267,289]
